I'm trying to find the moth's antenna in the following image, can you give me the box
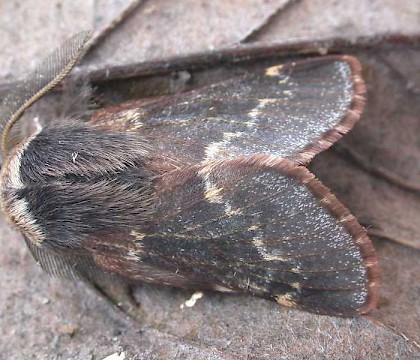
[0,31,93,158]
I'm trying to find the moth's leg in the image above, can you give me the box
[81,274,145,322]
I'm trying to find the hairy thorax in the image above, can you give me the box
[0,123,155,249]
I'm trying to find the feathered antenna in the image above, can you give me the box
[0,31,92,157]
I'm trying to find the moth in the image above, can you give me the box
[0,32,380,318]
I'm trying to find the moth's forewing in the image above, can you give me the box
[84,156,379,316]
[91,56,364,166]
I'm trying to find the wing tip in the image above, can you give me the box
[230,155,381,314]
[291,160,380,314]
[273,55,380,313]
[292,55,367,166]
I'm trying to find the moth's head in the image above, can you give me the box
[0,130,44,245]
[0,123,155,249]
[0,31,100,246]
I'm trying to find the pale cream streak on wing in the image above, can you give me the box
[265,64,284,77]
[168,185,295,234]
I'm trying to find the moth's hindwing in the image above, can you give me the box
[85,156,379,317]
[91,56,365,166]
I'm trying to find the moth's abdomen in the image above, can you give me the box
[0,123,155,249]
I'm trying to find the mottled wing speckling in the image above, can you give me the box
[91,56,364,166]
[85,156,379,316]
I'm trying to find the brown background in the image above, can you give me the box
[0,1,419,359]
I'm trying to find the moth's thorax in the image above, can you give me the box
[0,123,155,249]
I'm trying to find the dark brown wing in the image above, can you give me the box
[91,55,365,166]
[84,156,379,317]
